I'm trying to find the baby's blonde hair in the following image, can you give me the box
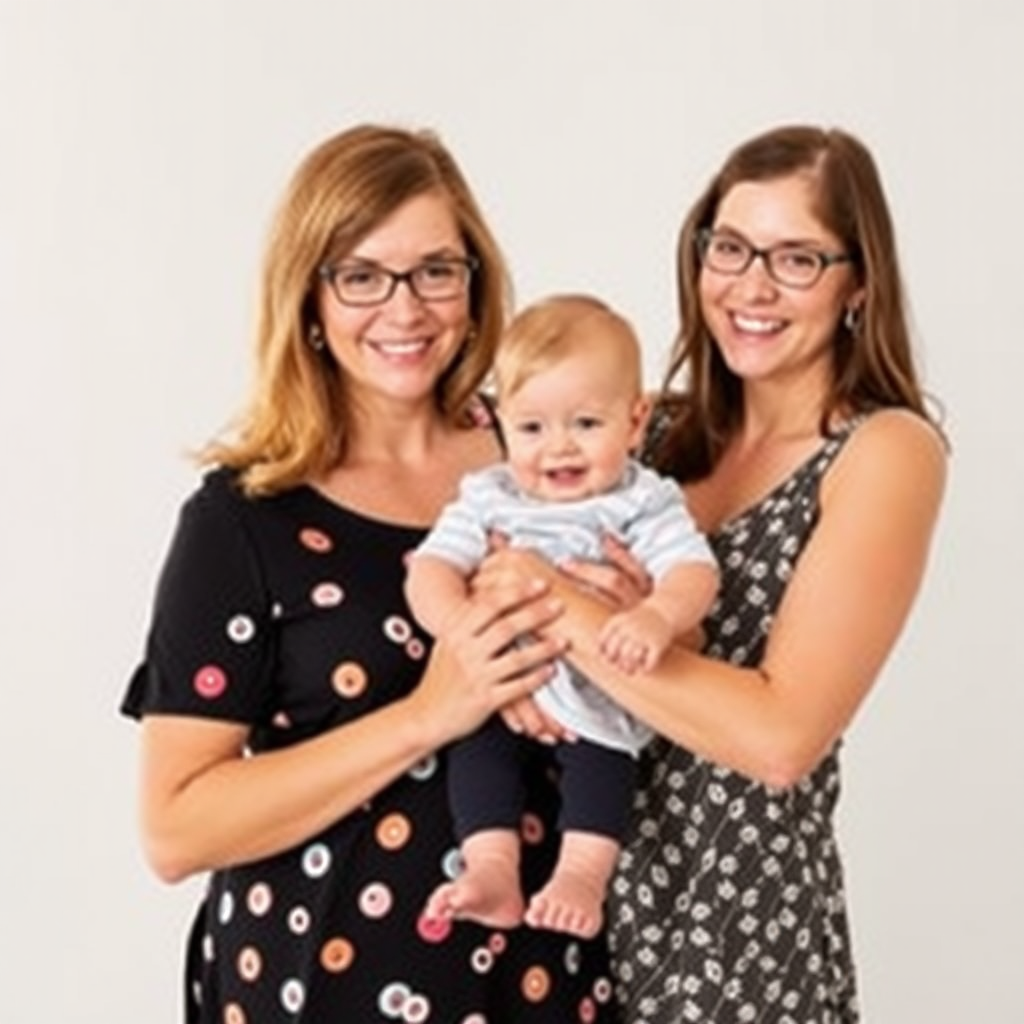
[493,293,643,402]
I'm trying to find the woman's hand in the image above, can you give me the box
[471,542,556,598]
[499,695,576,746]
[470,547,578,743]
[408,579,566,746]
[559,533,653,609]
[473,536,651,610]
[470,539,651,743]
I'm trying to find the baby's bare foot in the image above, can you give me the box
[524,870,604,938]
[423,832,524,929]
[424,869,524,929]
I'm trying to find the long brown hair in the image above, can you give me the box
[651,124,942,482]
[201,124,511,495]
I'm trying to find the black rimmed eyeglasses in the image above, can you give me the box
[696,228,854,289]
[318,256,478,307]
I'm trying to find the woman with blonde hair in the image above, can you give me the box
[122,124,618,1023]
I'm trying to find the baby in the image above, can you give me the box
[405,294,718,938]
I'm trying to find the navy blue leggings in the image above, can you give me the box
[447,716,636,841]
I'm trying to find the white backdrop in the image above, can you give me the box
[2,2,1022,1021]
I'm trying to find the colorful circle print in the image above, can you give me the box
[332,661,368,699]
[403,993,431,1023]
[320,936,355,974]
[287,905,311,934]
[470,947,494,974]
[218,890,235,925]
[564,941,581,975]
[521,965,552,1002]
[441,847,464,880]
[416,913,451,944]
[237,945,262,982]
[299,526,333,553]
[311,581,344,608]
[301,842,332,879]
[375,813,412,851]
[226,614,256,643]
[408,754,437,781]
[520,812,545,846]
[358,882,393,919]
[193,664,227,699]
[246,882,273,917]
[279,978,305,1013]
[383,615,413,644]
[223,1003,246,1024]
[378,981,411,1018]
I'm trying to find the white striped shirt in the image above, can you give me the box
[413,460,715,753]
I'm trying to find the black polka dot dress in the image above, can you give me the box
[608,426,862,1024]
[122,468,618,1024]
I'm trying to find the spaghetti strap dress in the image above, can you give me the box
[121,466,618,1024]
[608,424,862,1024]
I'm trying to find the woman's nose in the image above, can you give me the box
[382,278,428,320]
[732,255,779,299]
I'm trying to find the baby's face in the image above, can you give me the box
[498,345,649,503]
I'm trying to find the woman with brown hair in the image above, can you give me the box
[487,125,947,1023]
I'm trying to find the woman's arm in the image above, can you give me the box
[503,411,947,787]
[138,585,564,883]
[405,552,474,636]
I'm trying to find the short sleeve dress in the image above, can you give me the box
[607,425,862,1024]
[121,467,619,1024]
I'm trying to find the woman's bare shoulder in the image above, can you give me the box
[827,408,948,506]
[848,408,947,464]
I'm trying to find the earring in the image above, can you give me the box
[843,304,863,334]
[308,324,326,351]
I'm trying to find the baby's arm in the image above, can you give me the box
[405,553,474,638]
[599,560,718,674]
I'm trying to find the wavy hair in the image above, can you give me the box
[651,124,943,482]
[201,124,511,495]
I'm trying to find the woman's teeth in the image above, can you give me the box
[732,314,783,334]
[369,338,429,355]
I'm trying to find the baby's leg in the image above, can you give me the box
[427,718,528,927]
[524,830,620,938]
[424,828,524,928]
[525,735,634,937]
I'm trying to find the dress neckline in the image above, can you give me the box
[708,420,860,538]
[296,483,431,536]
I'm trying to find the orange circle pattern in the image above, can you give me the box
[375,812,412,851]
[332,661,368,699]
[521,965,552,1002]
[320,936,355,973]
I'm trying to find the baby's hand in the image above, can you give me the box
[598,605,674,674]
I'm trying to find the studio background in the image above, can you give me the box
[2,2,1021,1021]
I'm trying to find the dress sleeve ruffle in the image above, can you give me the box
[120,470,277,725]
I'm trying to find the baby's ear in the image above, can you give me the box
[628,394,653,449]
